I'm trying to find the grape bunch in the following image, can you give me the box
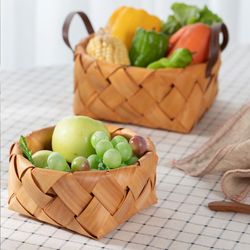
[87,131,140,170]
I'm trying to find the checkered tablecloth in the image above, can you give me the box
[1,46,250,250]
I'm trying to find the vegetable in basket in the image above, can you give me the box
[86,30,130,65]
[169,23,211,64]
[129,28,168,67]
[147,48,192,69]
[161,2,222,36]
[106,6,162,49]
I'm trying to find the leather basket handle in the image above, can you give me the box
[62,11,95,53]
[206,22,229,77]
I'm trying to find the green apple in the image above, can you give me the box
[32,150,53,168]
[52,116,109,163]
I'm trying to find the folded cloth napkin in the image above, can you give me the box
[174,103,250,207]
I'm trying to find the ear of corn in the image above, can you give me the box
[86,30,130,65]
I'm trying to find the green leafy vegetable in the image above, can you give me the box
[161,15,181,36]
[19,135,34,164]
[161,3,223,36]
[171,3,200,26]
[199,5,222,25]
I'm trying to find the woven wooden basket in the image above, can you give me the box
[8,125,158,239]
[63,12,228,133]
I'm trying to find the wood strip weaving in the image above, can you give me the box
[73,37,221,133]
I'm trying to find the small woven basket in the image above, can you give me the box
[8,125,158,239]
[63,12,228,133]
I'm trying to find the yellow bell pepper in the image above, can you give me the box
[106,6,161,49]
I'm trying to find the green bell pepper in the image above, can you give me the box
[147,48,193,69]
[129,28,168,67]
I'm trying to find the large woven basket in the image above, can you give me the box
[8,125,158,239]
[63,12,228,133]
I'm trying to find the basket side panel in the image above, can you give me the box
[73,43,221,132]
[8,126,158,239]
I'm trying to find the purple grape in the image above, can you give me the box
[129,135,148,157]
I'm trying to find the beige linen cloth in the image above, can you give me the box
[174,103,250,208]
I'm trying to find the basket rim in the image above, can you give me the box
[75,34,218,72]
[10,124,157,176]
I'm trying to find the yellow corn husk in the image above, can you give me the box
[86,30,130,65]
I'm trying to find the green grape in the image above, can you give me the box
[115,142,132,162]
[47,152,71,172]
[91,131,109,148]
[98,162,107,170]
[111,135,128,147]
[71,156,90,172]
[126,156,139,165]
[32,150,53,168]
[87,154,101,169]
[103,149,122,169]
[95,140,113,158]
[120,162,128,167]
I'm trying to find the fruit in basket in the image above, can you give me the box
[18,125,147,172]
[126,156,139,165]
[111,135,128,147]
[129,28,168,67]
[106,6,161,48]
[47,152,70,172]
[95,140,113,158]
[86,30,130,65]
[52,116,109,163]
[115,142,132,162]
[147,48,192,69]
[88,154,101,169]
[91,131,110,148]
[71,156,90,172]
[88,132,138,169]
[103,148,122,169]
[98,162,107,170]
[32,150,53,168]
[168,23,211,64]
[129,135,148,157]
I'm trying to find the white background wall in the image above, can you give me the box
[1,0,250,70]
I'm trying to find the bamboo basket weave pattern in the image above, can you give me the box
[63,12,229,133]
[8,126,158,239]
